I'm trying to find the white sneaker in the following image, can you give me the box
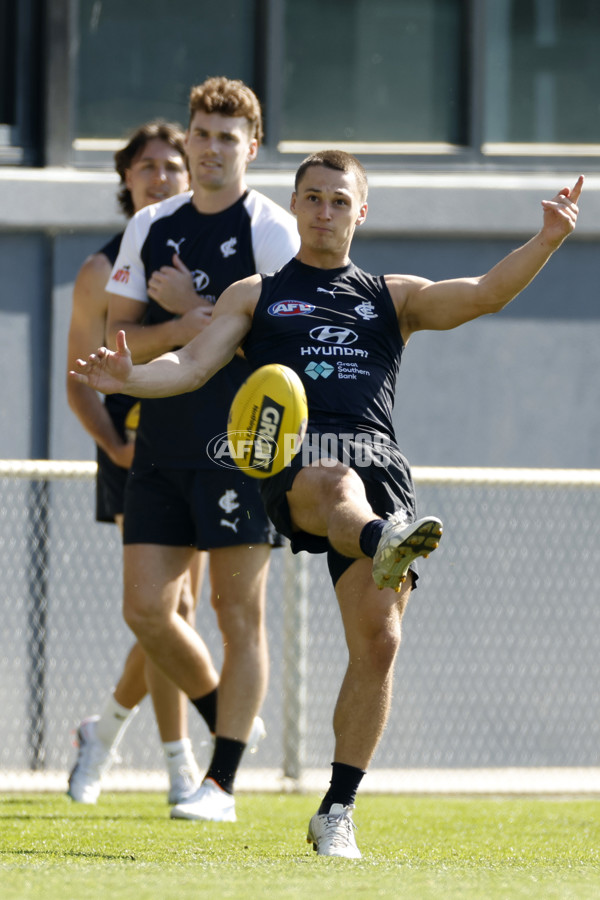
[167,759,203,805]
[67,716,115,804]
[170,777,237,822]
[372,513,443,592]
[307,804,361,858]
[247,716,267,753]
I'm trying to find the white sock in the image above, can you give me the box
[163,738,196,780]
[95,695,139,749]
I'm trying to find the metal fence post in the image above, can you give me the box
[282,547,309,782]
[26,479,49,770]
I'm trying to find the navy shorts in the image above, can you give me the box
[123,463,281,550]
[260,428,419,586]
[96,446,128,523]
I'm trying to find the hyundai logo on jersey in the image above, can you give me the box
[268,300,316,316]
[192,269,210,292]
[309,326,358,345]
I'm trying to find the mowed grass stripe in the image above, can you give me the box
[1,793,599,899]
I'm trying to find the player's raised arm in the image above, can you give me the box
[394,176,584,338]
[70,275,261,398]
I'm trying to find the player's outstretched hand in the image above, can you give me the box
[540,175,584,247]
[69,330,133,395]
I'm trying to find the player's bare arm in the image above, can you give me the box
[391,176,583,340]
[107,292,207,364]
[66,254,134,468]
[71,274,261,399]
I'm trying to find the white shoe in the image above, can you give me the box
[247,716,267,753]
[170,778,237,822]
[307,804,361,858]
[167,759,202,805]
[372,513,443,592]
[67,716,115,804]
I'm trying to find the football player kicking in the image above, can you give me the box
[72,151,582,857]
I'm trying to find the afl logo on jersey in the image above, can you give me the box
[309,326,358,345]
[268,301,316,317]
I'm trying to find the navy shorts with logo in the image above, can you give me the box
[260,427,419,586]
[123,463,280,549]
[96,447,128,523]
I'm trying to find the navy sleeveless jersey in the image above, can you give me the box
[243,258,404,442]
[109,190,299,468]
[98,232,123,266]
[97,232,137,429]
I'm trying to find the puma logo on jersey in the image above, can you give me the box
[220,237,237,258]
[218,489,240,514]
[220,517,240,533]
[317,286,337,299]
[166,237,186,255]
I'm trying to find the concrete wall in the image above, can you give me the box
[1,167,599,468]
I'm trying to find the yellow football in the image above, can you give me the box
[226,364,308,478]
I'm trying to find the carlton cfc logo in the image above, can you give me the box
[268,300,315,316]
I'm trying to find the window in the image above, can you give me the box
[279,0,468,154]
[4,0,600,168]
[483,0,600,155]
[74,0,256,159]
[0,0,41,164]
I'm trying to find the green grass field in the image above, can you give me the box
[1,792,599,899]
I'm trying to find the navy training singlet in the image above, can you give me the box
[243,258,404,443]
[97,232,138,430]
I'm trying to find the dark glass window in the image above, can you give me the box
[75,0,256,142]
[0,0,40,164]
[0,0,17,127]
[483,0,600,147]
[280,0,468,149]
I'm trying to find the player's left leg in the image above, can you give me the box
[287,459,375,557]
[307,558,412,858]
[209,543,270,742]
[170,542,271,823]
[287,459,441,586]
[144,554,208,803]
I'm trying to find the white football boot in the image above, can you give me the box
[372,513,443,592]
[170,777,237,822]
[307,804,361,858]
[67,716,117,804]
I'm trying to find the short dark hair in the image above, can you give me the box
[114,120,186,217]
[188,76,263,144]
[295,150,368,203]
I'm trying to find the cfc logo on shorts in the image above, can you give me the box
[218,489,241,534]
[218,489,239,514]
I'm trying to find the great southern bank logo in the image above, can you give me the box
[268,300,316,316]
[305,361,334,380]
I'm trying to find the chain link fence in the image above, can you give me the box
[1,461,599,793]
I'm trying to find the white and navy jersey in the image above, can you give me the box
[109,190,299,468]
[95,231,138,431]
[243,258,404,443]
